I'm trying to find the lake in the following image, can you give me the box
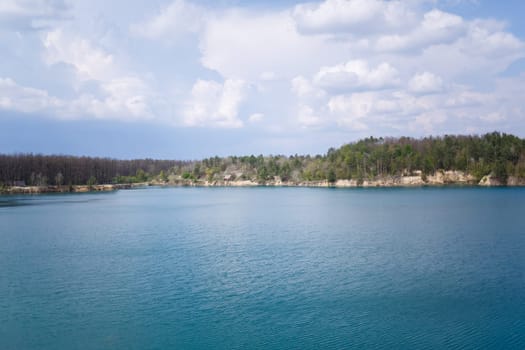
[1,187,524,349]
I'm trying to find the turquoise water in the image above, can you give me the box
[1,187,524,349]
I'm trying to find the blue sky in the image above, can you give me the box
[1,0,524,159]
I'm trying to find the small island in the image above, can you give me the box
[1,131,524,194]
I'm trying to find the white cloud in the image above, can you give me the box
[328,92,383,117]
[291,76,326,99]
[445,89,492,108]
[199,10,344,80]
[327,94,371,130]
[0,77,62,113]
[0,76,151,120]
[1,0,525,139]
[421,8,464,37]
[91,77,150,118]
[40,29,153,120]
[130,0,205,40]
[480,111,505,123]
[259,71,278,81]
[408,72,443,94]
[192,1,524,134]
[375,9,465,52]
[183,79,246,128]
[324,89,450,132]
[290,60,403,130]
[291,75,329,128]
[292,0,416,34]
[248,113,264,123]
[0,0,65,17]
[314,60,399,91]
[43,29,116,81]
[409,111,447,133]
[0,0,69,30]
[297,104,324,127]
[458,20,524,58]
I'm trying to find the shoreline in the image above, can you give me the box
[0,183,138,195]
[2,172,524,194]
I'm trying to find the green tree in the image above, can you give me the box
[193,164,201,179]
[258,166,268,182]
[136,169,147,182]
[159,170,168,182]
[493,160,508,183]
[327,168,337,183]
[87,176,97,187]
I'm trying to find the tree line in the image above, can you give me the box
[0,155,185,187]
[1,132,524,187]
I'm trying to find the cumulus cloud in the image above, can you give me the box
[43,29,116,81]
[480,112,505,123]
[0,0,69,30]
[314,60,399,91]
[457,20,524,58]
[327,94,372,130]
[297,104,324,127]
[291,60,401,129]
[375,9,465,52]
[1,0,525,137]
[291,76,326,99]
[292,0,416,35]
[0,77,62,113]
[199,10,344,80]
[327,91,415,128]
[130,0,205,41]
[408,72,443,94]
[0,75,151,120]
[37,29,154,119]
[183,79,246,128]
[409,111,447,133]
[445,90,492,108]
[82,77,151,119]
[248,113,264,123]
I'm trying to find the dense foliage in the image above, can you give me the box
[317,132,525,182]
[1,132,524,187]
[0,155,184,186]
[190,132,525,183]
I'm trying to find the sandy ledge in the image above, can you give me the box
[2,171,524,194]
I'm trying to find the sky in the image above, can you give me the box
[1,0,525,159]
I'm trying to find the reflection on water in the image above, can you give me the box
[0,194,108,208]
[0,199,30,208]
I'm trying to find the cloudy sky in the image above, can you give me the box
[1,0,524,158]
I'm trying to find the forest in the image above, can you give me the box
[1,132,524,187]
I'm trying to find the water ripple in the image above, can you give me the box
[1,187,525,349]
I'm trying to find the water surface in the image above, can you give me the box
[1,187,524,349]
